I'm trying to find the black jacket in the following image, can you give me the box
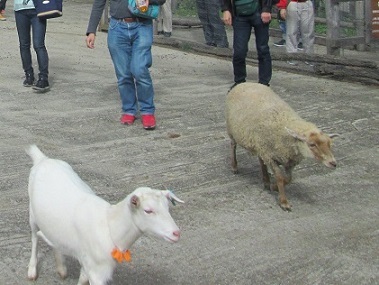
[219,0,278,14]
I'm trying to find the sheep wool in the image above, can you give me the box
[226,82,337,211]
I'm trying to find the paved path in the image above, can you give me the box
[0,1,378,284]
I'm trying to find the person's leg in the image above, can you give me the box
[207,0,228,48]
[107,18,137,116]
[31,13,49,81]
[274,19,286,46]
[300,1,315,54]
[15,9,34,83]
[161,0,172,34]
[285,2,299,53]
[232,16,252,83]
[252,11,272,86]
[196,0,214,45]
[131,21,155,115]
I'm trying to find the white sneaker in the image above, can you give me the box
[287,60,298,66]
[305,61,314,67]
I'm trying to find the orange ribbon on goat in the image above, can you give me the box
[111,248,131,263]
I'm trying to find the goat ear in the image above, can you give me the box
[285,127,306,142]
[130,195,140,208]
[162,190,184,206]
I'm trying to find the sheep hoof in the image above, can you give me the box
[280,202,292,212]
[263,182,270,190]
[270,184,278,192]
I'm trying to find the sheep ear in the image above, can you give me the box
[162,190,184,206]
[285,127,306,142]
[130,195,140,208]
[328,133,339,139]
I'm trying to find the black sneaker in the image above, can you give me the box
[274,39,286,47]
[163,32,171,37]
[23,73,35,87]
[33,78,50,92]
[297,42,304,50]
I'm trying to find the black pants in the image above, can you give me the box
[232,11,272,85]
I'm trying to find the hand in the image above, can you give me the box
[222,10,232,26]
[261,12,271,24]
[280,9,286,20]
[86,33,96,49]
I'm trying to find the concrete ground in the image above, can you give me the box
[0,1,378,284]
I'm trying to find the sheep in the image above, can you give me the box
[26,145,184,285]
[225,82,337,211]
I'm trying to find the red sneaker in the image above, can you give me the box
[120,114,136,125]
[141,114,156,130]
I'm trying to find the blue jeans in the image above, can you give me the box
[15,9,49,79]
[107,18,155,116]
[232,11,272,85]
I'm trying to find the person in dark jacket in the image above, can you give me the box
[86,0,166,130]
[220,0,276,87]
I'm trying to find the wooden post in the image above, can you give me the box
[326,0,341,55]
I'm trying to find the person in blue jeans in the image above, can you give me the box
[220,0,277,87]
[86,0,166,130]
[14,0,50,92]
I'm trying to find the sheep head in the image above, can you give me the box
[286,127,338,168]
[129,187,184,243]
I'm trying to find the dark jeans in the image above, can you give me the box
[196,0,229,48]
[232,11,272,85]
[15,9,49,79]
[0,0,7,11]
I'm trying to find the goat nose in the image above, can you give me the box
[173,230,180,238]
[330,161,337,168]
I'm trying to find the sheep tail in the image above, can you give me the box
[26,144,48,165]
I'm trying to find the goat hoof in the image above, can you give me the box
[232,169,238,174]
[58,268,68,279]
[27,269,38,281]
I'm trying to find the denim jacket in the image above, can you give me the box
[86,0,166,35]
[14,0,35,12]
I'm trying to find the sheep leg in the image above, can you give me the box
[27,216,39,280]
[258,157,270,190]
[54,249,67,279]
[231,139,238,174]
[270,163,291,211]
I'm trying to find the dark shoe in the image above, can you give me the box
[120,114,136,125]
[206,42,216,47]
[141,114,156,130]
[33,78,50,92]
[157,31,163,35]
[229,80,246,91]
[274,39,286,47]
[23,73,35,87]
[297,42,304,50]
[163,32,171,37]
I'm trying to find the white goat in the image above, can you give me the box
[226,83,337,211]
[26,145,184,285]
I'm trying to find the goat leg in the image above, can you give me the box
[27,218,39,280]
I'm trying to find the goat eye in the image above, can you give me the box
[309,143,317,148]
[144,209,153,214]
